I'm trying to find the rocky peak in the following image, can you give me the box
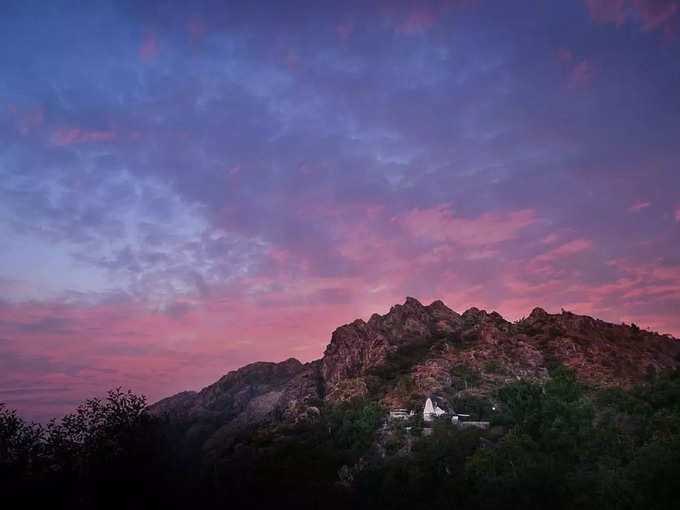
[404,295,423,307]
[321,297,464,395]
[523,307,550,327]
[373,297,462,338]
[378,297,431,333]
[213,357,304,385]
[487,311,506,323]
[529,307,549,319]
[462,306,481,316]
[427,299,459,320]
[321,319,390,388]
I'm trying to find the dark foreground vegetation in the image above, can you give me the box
[3,370,680,510]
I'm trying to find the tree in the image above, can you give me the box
[0,403,44,490]
[1,389,172,509]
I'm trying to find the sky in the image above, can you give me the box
[1,0,679,422]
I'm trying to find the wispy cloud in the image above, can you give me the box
[568,59,597,88]
[399,206,537,246]
[534,239,593,262]
[139,28,158,59]
[586,0,679,40]
[630,201,652,212]
[51,126,117,146]
[335,22,353,41]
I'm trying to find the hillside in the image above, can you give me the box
[149,297,680,446]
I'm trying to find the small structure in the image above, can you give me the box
[455,420,490,430]
[388,409,413,421]
[450,414,468,424]
[423,397,447,422]
[451,412,489,429]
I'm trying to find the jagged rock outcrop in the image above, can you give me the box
[150,297,680,449]
[321,319,390,390]
[321,297,463,400]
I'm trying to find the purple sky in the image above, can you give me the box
[1,0,679,421]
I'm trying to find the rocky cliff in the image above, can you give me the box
[149,297,680,445]
[149,358,322,449]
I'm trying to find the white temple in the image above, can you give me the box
[423,397,447,422]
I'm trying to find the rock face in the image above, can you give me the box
[148,358,322,432]
[150,297,680,447]
[320,298,463,400]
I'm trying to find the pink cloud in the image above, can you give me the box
[399,205,537,246]
[587,0,632,24]
[335,22,353,41]
[557,46,574,62]
[568,59,597,88]
[534,239,593,262]
[637,0,679,34]
[540,232,561,244]
[586,0,679,40]
[7,103,44,134]
[396,6,440,35]
[582,258,680,296]
[187,14,206,41]
[382,0,477,36]
[51,127,81,146]
[496,254,680,337]
[139,29,159,60]
[51,126,117,146]
[284,50,299,68]
[80,130,116,142]
[630,200,652,212]
[675,207,680,222]
[555,46,598,88]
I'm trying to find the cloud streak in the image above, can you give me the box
[586,0,680,40]
[399,206,537,246]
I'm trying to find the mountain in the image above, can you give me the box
[7,297,679,509]
[149,297,680,447]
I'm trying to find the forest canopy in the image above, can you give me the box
[2,371,680,510]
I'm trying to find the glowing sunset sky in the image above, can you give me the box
[1,0,679,421]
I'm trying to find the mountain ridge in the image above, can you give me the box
[149,297,680,443]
